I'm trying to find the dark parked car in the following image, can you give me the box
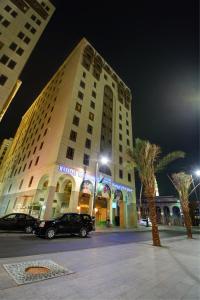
[34,213,95,239]
[0,213,38,233]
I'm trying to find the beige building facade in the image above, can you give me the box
[0,38,137,228]
[0,0,55,121]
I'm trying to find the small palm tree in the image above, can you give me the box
[170,172,193,238]
[127,138,185,247]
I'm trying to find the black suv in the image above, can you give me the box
[0,213,38,233]
[34,213,95,239]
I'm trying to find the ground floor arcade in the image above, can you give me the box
[0,164,137,228]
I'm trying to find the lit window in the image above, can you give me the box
[75,102,82,113]
[89,112,94,121]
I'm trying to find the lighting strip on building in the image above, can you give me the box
[58,165,133,192]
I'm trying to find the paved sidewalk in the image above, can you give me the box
[0,233,199,300]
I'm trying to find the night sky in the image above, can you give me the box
[0,0,199,196]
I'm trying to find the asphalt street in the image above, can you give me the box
[0,229,197,258]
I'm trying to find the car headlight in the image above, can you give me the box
[39,221,45,227]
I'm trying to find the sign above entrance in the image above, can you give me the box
[58,165,133,192]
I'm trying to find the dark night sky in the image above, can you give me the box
[0,0,199,196]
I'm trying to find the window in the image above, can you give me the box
[23,164,26,171]
[119,106,122,111]
[69,130,77,142]
[24,36,30,44]
[126,120,129,126]
[119,134,122,141]
[4,5,11,12]
[83,154,90,166]
[0,55,9,64]
[119,123,122,130]
[28,160,32,169]
[119,157,123,164]
[127,139,130,146]
[40,142,44,150]
[2,19,10,27]
[83,71,86,78]
[25,22,31,29]
[30,27,36,34]
[89,112,94,121]
[112,82,115,88]
[0,74,7,85]
[8,184,12,192]
[11,11,17,18]
[31,15,36,21]
[43,128,48,136]
[104,74,108,80]
[16,47,24,56]
[47,117,51,123]
[19,179,23,190]
[66,147,74,160]
[85,138,91,149]
[9,42,17,51]
[87,124,93,134]
[128,173,131,182]
[94,82,97,88]
[126,112,128,117]
[75,102,82,112]
[18,32,25,39]
[126,129,129,136]
[78,91,84,100]
[33,147,37,154]
[92,91,96,98]
[73,115,80,126]
[119,114,122,120]
[80,81,85,89]
[35,156,39,165]
[119,144,123,152]
[90,100,95,109]
[119,170,123,179]
[8,60,16,70]
[28,176,33,187]
[36,19,41,26]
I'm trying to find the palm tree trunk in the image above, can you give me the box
[181,198,192,239]
[146,193,161,247]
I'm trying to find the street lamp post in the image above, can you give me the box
[90,156,109,216]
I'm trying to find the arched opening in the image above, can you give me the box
[156,206,162,224]
[163,206,170,225]
[172,206,181,225]
[30,175,49,218]
[95,183,111,225]
[78,180,93,214]
[113,190,123,226]
[59,179,72,214]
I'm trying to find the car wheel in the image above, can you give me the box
[45,228,56,239]
[25,225,33,233]
[79,227,88,238]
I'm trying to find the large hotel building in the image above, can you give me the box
[0,0,55,121]
[0,38,137,228]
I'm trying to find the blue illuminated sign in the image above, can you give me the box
[58,164,133,192]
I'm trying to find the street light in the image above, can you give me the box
[90,156,109,216]
[195,170,200,177]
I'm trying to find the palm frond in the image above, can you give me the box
[155,151,185,173]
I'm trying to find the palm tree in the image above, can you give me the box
[127,138,185,247]
[170,172,193,239]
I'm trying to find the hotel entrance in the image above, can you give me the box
[95,183,111,226]
[78,180,93,214]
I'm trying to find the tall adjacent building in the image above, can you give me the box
[0,138,13,167]
[0,38,137,228]
[0,0,55,121]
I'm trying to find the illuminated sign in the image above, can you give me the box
[58,165,133,192]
